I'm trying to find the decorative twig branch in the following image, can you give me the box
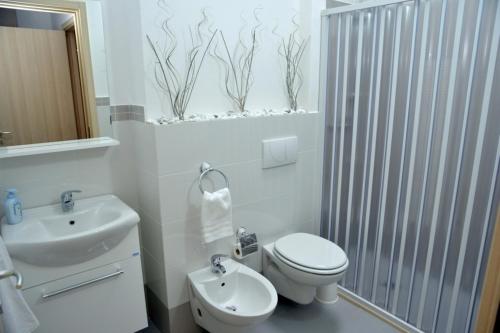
[213,9,261,112]
[147,6,217,120]
[278,20,309,111]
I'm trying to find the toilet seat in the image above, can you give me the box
[273,233,348,275]
[273,249,348,275]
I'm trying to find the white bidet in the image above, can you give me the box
[188,257,277,333]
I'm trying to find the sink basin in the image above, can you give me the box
[1,194,139,266]
[188,258,277,333]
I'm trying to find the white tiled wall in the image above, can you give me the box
[0,122,139,216]
[0,112,323,330]
[0,150,112,216]
[142,112,324,309]
[0,121,164,310]
[0,4,325,333]
[131,122,168,307]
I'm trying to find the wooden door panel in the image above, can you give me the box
[0,26,77,145]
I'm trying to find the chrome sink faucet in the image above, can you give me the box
[211,254,228,274]
[60,190,82,212]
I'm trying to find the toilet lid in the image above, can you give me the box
[274,233,347,271]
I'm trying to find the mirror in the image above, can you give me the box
[0,0,111,147]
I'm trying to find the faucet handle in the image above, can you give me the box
[61,190,82,201]
[210,254,228,265]
[210,254,228,274]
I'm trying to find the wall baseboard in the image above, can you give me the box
[144,286,201,333]
[144,286,170,333]
[338,286,423,333]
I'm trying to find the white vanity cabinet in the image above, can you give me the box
[13,226,148,333]
[23,256,145,333]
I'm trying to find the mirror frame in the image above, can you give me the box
[0,0,100,142]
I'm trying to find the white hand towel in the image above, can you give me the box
[0,236,39,333]
[201,188,233,243]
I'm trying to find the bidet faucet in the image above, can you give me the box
[210,254,228,274]
[60,190,82,212]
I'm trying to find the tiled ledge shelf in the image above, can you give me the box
[0,137,119,159]
[153,109,319,125]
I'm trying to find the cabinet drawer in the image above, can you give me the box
[23,256,147,333]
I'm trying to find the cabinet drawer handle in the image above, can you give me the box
[41,270,124,299]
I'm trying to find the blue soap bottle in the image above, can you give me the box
[3,189,23,225]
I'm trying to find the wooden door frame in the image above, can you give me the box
[64,21,90,139]
[0,0,100,137]
[475,205,500,333]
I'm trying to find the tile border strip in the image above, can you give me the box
[96,96,110,106]
[110,105,145,122]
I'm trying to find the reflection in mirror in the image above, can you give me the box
[0,0,111,147]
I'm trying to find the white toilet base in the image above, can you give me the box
[315,283,339,304]
[264,261,317,304]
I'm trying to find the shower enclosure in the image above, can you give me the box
[319,0,500,332]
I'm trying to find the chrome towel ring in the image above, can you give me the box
[198,162,229,194]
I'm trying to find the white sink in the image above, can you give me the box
[188,258,277,333]
[1,195,139,267]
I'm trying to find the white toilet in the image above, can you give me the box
[263,233,348,305]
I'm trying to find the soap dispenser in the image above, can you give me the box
[3,189,23,225]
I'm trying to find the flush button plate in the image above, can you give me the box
[262,136,298,169]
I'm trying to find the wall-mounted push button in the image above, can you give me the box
[262,136,298,169]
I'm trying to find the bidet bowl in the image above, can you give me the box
[188,258,277,329]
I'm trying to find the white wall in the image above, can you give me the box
[101,0,145,106]
[141,0,324,120]
[132,112,322,312]
[0,113,323,330]
[0,150,112,216]
[86,0,109,98]
[1,1,327,332]
[0,127,138,218]
[98,0,326,119]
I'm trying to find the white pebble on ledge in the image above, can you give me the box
[152,108,316,125]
